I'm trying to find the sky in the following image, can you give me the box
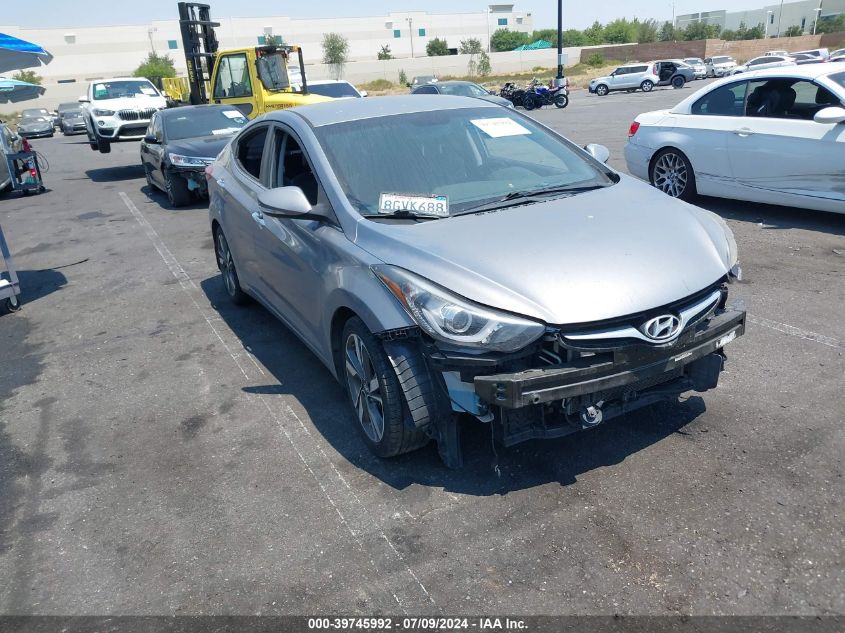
[2,0,768,30]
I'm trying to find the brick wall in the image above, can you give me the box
[578,31,845,65]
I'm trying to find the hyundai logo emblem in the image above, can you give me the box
[641,314,682,341]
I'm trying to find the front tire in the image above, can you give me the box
[165,172,191,207]
[640,80,654,92]
[341,317,429,458]
[522,94,537,110]
[554,93,569,108]
[595,84,609,96]
[650,148,697,201]
[97,138,111,153]
[214,229,249,305]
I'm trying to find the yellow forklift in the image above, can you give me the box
[167,2,330,117]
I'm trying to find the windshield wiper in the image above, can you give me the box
[361,211,444,221]
[455,183,608,216]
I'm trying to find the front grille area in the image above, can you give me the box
[118,108,156,121]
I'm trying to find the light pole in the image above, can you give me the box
[765,10,772,37]
[555,0,563,85]
[147,27,157,55]
[485,8,491,53]
[812,2,823,35]
[406,17,414,58]
[776,0,785,37]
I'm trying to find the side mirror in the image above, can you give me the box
[584,143,610,164]
[143,134,159,144]
[359,90,368,97]
[78,96,89,103]
[814,106,845,124]
[258,186,312,217]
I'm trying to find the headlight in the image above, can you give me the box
[169,153,210,167]
[372,265,545,353]
[92,109,115,116]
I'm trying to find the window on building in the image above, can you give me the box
[516,17,524,24]
[257,35,266,45]
[64,34,76,44]
[418,28,426,36]
[801,18,806,29]
[393,29,401,38]
[498,18,508,26]
[168,40,178,50]
[770,14,775,24]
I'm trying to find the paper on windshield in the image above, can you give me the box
[222,110,246,120]
[211,128,241,135]
[378,193,449,217]
[471,117,531,138]
[140,86,157,95]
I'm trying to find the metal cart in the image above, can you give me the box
[4,150,45,195]
[0,223,21,312]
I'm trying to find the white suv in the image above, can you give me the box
[81,77,166,154]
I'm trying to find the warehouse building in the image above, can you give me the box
[677,0,845,36]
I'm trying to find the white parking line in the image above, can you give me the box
[119,191,436,613]
[748,314,841,349]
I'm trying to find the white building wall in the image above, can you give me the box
[678,0,845,35]
[0,6,533,83]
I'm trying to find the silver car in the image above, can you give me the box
[207,95,745,467]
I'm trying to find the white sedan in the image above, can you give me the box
[624,64,845,214]
[731,54,795,75]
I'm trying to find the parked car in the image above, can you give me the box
[206,94,745,467]
[792,53,825,65]
[56,101,81,125]
[306,80,366,99]
[412,80,514,107]
[410,75,438,88]
[764,50,789,57]
[0,123,24,192]
[17,116,53,138]
[20,108,55,129]
[59,107,87,135]
[81,77,167,153]
[792,48,830,61]
[683,58,708,79]
[140,104,248,207]
[831,48,845,60]
[625,64,845,214]
[654,60,695,87]
[589,63,659,95]
[731,55,795,75]
[705,56,737,77]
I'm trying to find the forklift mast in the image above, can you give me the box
[177,2,220,105]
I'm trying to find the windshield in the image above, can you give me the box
[315,108,613,218]
[438,83,488,97]
[63,109,83,117]
[22,109,48,117]
[164,108,248,140]
[713,57,734,64]
[829,72,845,91]
[93,80,160,100]
[308,83,360,98]
[685,58,702,64]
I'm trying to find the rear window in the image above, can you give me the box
[307,83,360,98]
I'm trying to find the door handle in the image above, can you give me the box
[216,178,226,190]
[251,211,266,228]
[733,128,754,137]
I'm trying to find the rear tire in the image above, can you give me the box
[671,75,686,89]
[640,80,654,92]
[595,84,609,96]
[554,93,569,108]
[649,148,697,201]
[341,317,429,458]
[522,94,536,110]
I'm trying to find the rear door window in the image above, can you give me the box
[235,126,269,182]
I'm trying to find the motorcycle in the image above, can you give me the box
[500,79,569,110]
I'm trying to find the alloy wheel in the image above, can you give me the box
[652,152,688,198]
[344,333,385,443]
[216,232,238,298]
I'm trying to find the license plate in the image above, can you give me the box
[716,330,737,349]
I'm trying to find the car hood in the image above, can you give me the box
[477,94,514,107]
[64,115,84,124]
[89,96,166,111]
[20,121,51,129]
[166,134,236,159]
[590,76,611,84]
[354,178,734,325]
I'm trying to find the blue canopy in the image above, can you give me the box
[0,78,46,104]
[0,32,53,74]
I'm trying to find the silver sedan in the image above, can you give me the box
[207,95,745,467]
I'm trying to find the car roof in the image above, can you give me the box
[158,104,240,118]
[284,94,497,127]
[308,79,352,86]
[92,77,152,82]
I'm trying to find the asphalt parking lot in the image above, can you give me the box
[1,84,843,616]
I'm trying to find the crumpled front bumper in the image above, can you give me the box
[474,307,745,409]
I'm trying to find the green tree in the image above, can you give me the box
[586,53,605,67]
[604,18,637,44]
[490,28,529,52]
[378,44,393,60]
[562,29,587,46]
[637,18,660,43]
[264,34,285,46]
[133,53,176,82]
[477,51,492,77]
[783,25,803,37]
[11,70,42,85]
[682,21,720,40]
[741,23,765,39]
[531,29,559,46]
[815,14,845,33]
[582,21,605,45]
[399,69,408,86]
[721,29,737,41]
[658,21,676,41]
[426,37,449,56]
[321,32,349,79]
[460,37,484,76]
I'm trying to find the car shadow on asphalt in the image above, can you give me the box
[85,165,146,183]
[698,196,845,236]
[201,274,707,496]
[141,184,208,212]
